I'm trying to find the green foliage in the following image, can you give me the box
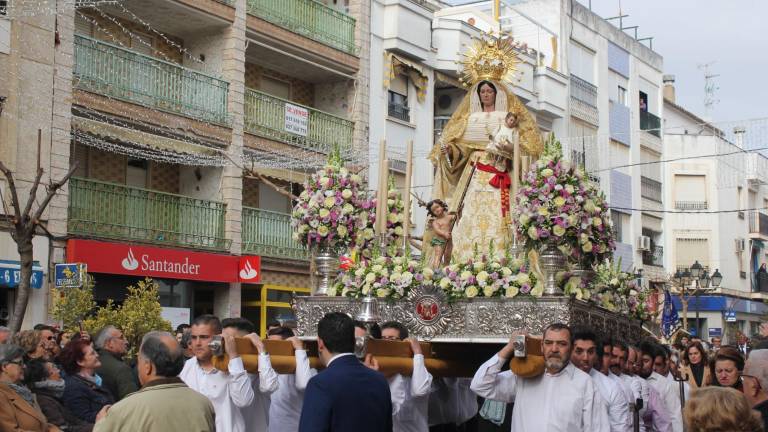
[53,277,171,357]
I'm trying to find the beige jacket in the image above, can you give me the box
[93,378,214,432]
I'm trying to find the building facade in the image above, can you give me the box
[0,0,370,332]
[663,79,768,343]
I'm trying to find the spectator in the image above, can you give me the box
[175,324,190,343]
[93,331,215,432]
[738,332,753,358]
[680,341,711,389]
[710,336,722,354]
[34,325,58,361]
[354,320,382,339]
[0,326,11,344]
[94,326,138,400]
[683,386,763,431]
[25,358,95,432]
[711,346,745,390]
[0,344,53,431]
[266,320,282,333]
[60,339,114,423]
[744,349,768,430]
[13,329,47,360]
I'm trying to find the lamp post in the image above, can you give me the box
[676,263,723,335]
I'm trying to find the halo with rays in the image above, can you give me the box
[458,32,521,88]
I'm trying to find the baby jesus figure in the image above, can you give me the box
[427,199,455,269]
[485,111,518,164]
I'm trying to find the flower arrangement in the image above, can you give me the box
[332,253,425,300]
[355,178,406,259]
[513,134,614,267]
[291,151,373,253]
[590,260,650,321]
[435,245,544,301]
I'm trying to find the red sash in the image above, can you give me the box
[475,162,511,217]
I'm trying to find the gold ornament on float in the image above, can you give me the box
[458,32,521,87]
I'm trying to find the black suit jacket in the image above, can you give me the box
[299,354,392,432]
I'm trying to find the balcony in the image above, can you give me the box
[244,88,353,153]
[68,177,230,250]
[388,102,410,123]
[749,211,768,237]
[242,207,308,260]
[74,35,229,125]
[640,110,661,138]
[675,201,708,211]
[569,75,599,127]
[246,0,356,55]
[641,176,662,203]
[642,245,664,267]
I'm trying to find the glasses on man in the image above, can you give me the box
[6,359,24,366]
[740,374,761,389]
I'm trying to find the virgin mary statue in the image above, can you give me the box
[428,35,544,264]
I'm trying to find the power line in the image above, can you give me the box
[608,206,768,215]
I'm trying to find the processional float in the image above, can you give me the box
[214,33,649,378]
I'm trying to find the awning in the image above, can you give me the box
[72,116,228,166]
[384,52,429,102]
[435,71,462,89]
[0,260,44,289]
[249,167,308,184]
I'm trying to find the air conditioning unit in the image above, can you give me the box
[735,238,746,253]
[637,235,651,252]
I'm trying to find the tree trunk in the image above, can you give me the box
[8,237,34,333]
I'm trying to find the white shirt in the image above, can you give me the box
[649,372,682,432]
[663,372,690,401]
[590,369,631,432]
[428,377,477,426]
[268,350,317,432]
[389,354,433,432]
[625,375,649,432]
[180,356,255,432]
[470,355,609,432]
[243,353,280,432]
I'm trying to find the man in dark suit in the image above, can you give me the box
[299,312,392,432]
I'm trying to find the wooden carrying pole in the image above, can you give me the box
[402,140,414,250]
[375,140,388,236]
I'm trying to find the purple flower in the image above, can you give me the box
[415,273,424,282]
[520,284,531,294]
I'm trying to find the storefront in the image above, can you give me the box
[0,232,50,328]
[672,294,768,343]
[66,239,261,325]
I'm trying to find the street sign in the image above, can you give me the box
[708,327,722,338]
[689,327,697,337]
[54,263,85,288]
[724,310,737,322]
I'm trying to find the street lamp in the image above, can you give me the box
[711,269,723,288]
[677,262,722,336]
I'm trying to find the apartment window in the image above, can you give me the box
[569,41,595,84]
[388,74,410,122]
[610,210,628,243]
[674,174,707,210]
[737,186,744,218]
[126,159,148,188]
[75,13,91,36]
[0,0,7,15]
[130,31,154,57]
[675,237,709,272]
[639,91,648,112]
[617,86,628,106]
[260,75,291,100]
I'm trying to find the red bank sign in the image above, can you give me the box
[66,239,261,283]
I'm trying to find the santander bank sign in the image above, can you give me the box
[67,239,261,283]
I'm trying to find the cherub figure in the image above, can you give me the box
[427,199,455,269]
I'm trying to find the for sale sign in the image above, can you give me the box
[284,103,309,137]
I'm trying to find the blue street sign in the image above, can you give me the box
[708,328,722,338]
[724,310,737,322]
[54,263,85,288]
[0,260,44,289]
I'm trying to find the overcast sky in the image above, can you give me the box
[579,0,767,123]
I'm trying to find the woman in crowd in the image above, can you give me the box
[684,386,763,431]
[13,329,47,360]
[0,344,54,432]
[26,358,96,432]
[711,346,745,391]
[680,341,712,388]
[60,339,113,423]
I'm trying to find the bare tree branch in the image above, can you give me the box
[31,162,79,223]
[22,167,44,220]
[0,161,22,221]
[244,169,298,201]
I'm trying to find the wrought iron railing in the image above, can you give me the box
[675,201,708,210]
[74,35,229,125]
[749,211,768,237]
[246,0,356,54]
[641,176,662,203]
[570,74,598,108]
[640,110,661,138]
[242,207,308,260]
[68,177,230,250]
[244,88,353,153]
[642,245,664,267]
[388,102,410,122]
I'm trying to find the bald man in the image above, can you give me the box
[94,331,215,431]
[743,349,768,431]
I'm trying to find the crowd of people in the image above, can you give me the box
[0,317,767,432]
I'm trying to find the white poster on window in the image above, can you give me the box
[284,103,309,137]
[161,307,191,330]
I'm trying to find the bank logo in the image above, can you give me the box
[239,259,258,280]
[121,249,139,271]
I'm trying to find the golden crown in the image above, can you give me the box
[459,32,520,87]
